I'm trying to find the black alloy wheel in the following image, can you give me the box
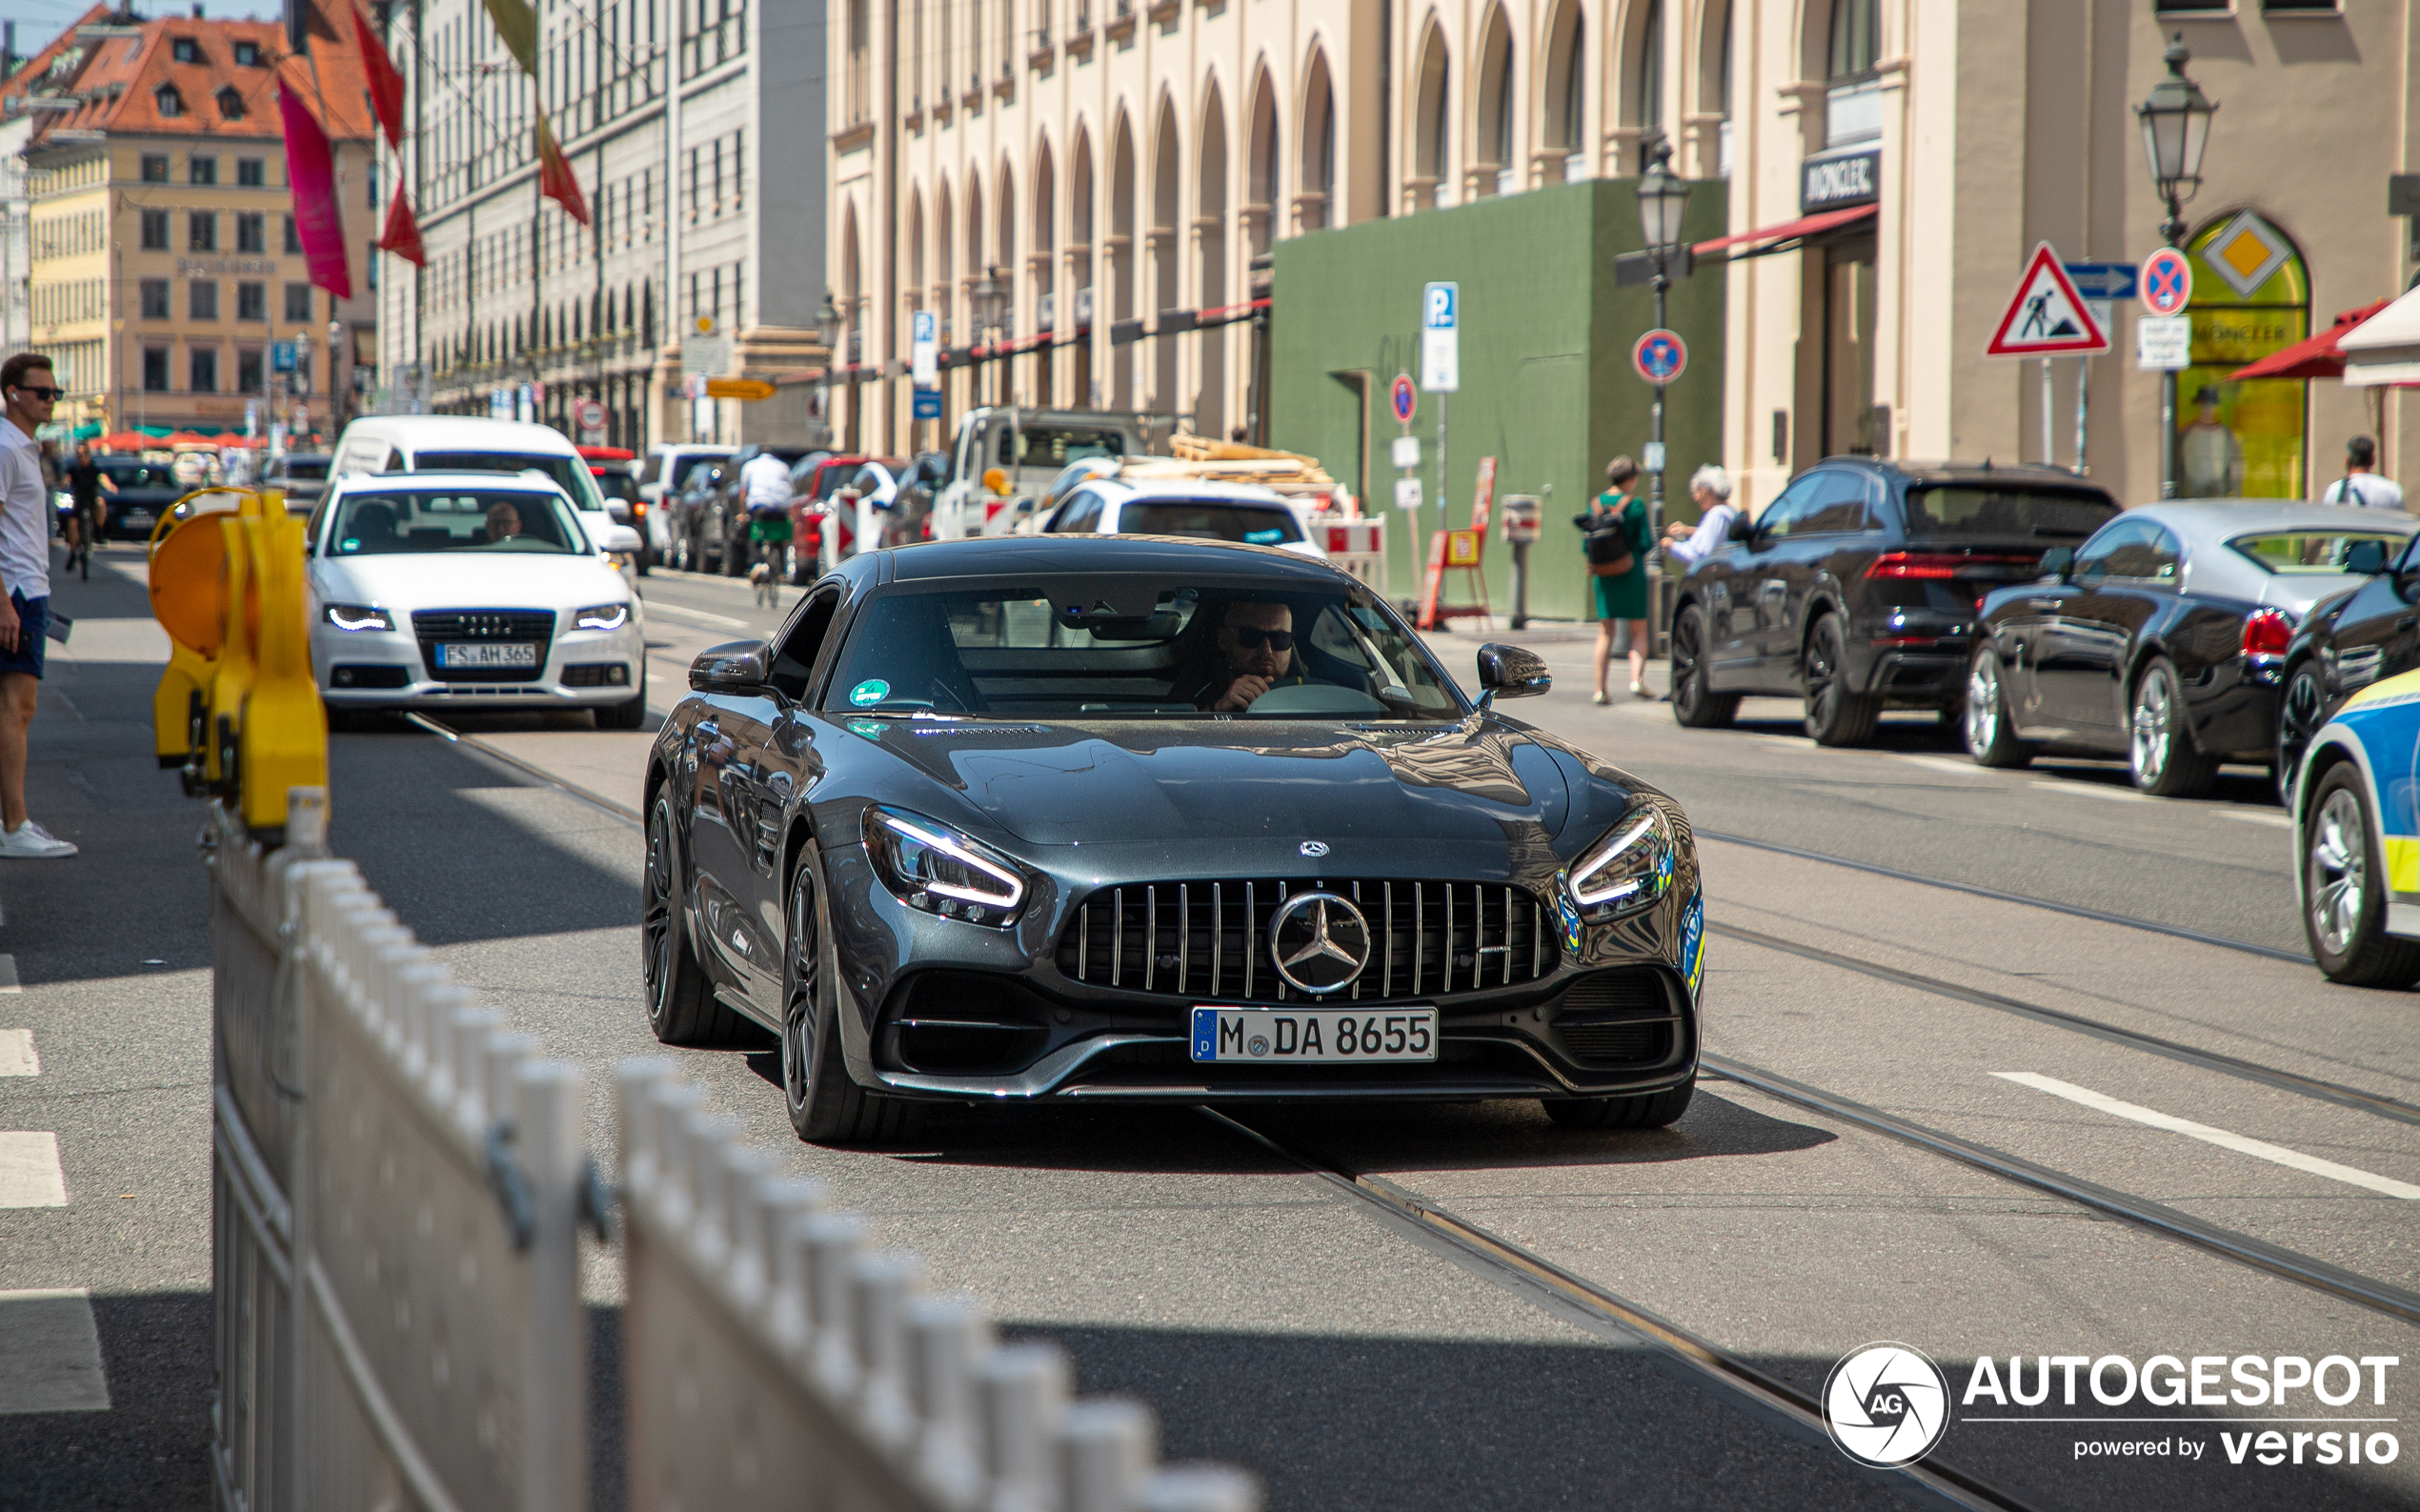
[2303,764,2420,986]
[1803,615,1881,747]
[643,796,747,1046]
[1542,1076,1697,1130]
[1963,645,2035,769]
[2275,659,2328,807]
[1669,605,1739,729]
[781,851,916,1143]
[2128,657,2218,797]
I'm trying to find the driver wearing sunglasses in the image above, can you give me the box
[1192,598,1319,713]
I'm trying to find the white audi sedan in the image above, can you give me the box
[306,472,649,729]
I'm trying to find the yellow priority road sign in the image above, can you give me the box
[705,377,778,401]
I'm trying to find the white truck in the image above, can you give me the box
[930,407,1151,540]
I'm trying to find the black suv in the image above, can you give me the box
[1667,458,2123,744]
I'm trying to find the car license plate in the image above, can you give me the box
[436,642,539,669]
[123,510,152,526]
[1189,1006,1437,1063]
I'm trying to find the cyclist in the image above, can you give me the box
[737,447,795,579]
[62,446,110,579]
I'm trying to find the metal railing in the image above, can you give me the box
[212,790,1260,1511]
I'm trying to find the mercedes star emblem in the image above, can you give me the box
[1300,840,1331,857]
[1268,891,1371,995]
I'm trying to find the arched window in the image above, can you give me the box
[1828,0,1880,80]
[155,85,183,117]
[1413,25,1449,209]
[1542,1,1584,174]
[1475,8,1514,193]
[1823,0,1882,147]
[1246,71,1280,255]
[1299,50,1337,229]
[215,87,244,120]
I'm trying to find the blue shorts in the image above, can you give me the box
[0,592,47,679]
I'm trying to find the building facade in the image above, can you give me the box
[10,12,375,440]
[375,0,828,448]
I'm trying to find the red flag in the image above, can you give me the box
[277,88,353,299]
[352,1,406,151]
[535,117,590,226]
[377,182,425,266]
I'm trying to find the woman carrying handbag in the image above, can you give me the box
[1575,455,1654,702]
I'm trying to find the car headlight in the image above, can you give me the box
[1563,802,1676,923]
[323,604,394,632]
[861,804,1030,927]
[574,601,631,631]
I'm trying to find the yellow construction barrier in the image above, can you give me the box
[148,486,325,840]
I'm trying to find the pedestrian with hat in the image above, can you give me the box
[1575,455,1654,703]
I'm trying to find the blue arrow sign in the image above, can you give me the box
[2063,262,2138,301]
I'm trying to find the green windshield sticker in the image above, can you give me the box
[848,678,891,708]
[848,719,885,739]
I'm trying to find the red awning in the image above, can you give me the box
[1692,204,1877,258]
[2228,298,2394,382]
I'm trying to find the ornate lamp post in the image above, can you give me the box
[2135,34,2216,499]
[1633,132,1691,539]
[971,268,1008,406]
[816,289,845,443]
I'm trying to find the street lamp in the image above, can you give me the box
[1634,132,1690,539]
[972,267,1008,405]
[2135,33,2216,498]
[816,289,844,444]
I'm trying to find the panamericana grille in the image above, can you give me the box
[412,609,555,683]
[1057,878,1551,1003]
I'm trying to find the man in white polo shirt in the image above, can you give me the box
[0,352,75,857]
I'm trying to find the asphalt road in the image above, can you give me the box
[10,554,2420,1511]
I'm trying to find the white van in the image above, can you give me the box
[329,416,645,575]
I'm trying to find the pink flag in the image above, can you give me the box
[278,87,352,300]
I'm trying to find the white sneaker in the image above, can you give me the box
[0,820,77,858]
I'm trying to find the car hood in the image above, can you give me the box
[308,551,634,613]
[826,713,1606,849]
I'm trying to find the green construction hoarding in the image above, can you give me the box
[1270,178,1725,624]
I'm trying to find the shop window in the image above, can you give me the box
[2176,211,2310,498]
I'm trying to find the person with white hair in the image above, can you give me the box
[1663,465,1740,567]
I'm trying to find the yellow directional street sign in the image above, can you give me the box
[705,377,778,401]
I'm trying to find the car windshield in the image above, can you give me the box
[2229,530,2410,575]
[824,578,1465,720]
[1121,500,1305,546]
[411,450,608,513]
[592,470,640,504]
[281,457,330,480]
[324,489,588,556]
[101,463,176,490]
[660,453,722,490]
[1017,426,1128,468]
[1905,486,2118,539]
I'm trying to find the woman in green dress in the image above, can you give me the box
[1576,455,1653,701]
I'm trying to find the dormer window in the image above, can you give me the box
[155,85,183,116]
[171,38,198,63]
[232,41,259,66]
[215,87,243,119]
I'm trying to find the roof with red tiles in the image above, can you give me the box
[19,1,371,148]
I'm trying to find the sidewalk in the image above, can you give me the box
[0,545,216,1509]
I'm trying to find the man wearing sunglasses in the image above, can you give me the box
[0,353,74,857]
[1192,599,1317,713]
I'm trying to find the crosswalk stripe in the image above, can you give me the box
[0,1290,111,1413]
[0,1132,68,1207]
[0,1030,32,1077]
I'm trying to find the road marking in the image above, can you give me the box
[1894,754,1993,777]
[0,1029,33,1076]
[2031,779,2154,803]
[1993,1072,2420,1200]
[641,600,749,630]
[0,1131,67,1206]
[2220,810,2295,830]
[0,1289,111,1413]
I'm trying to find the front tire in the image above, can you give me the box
[1543,1076,1696,1130]
[1803,615,1880,747]
[2276,659,2328,807]
[1964,645,2036,769]
[643,795,750,1046]
[2129,657,2218,797]
[2304,765,2420,986]
[1669,605,1739,729]
[780,852,917,1143]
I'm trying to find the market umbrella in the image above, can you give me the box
[163,431,217,446]
[2228,298,2393,381]
[96,431,152,451]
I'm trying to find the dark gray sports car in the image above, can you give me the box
[642,534,1705,1142]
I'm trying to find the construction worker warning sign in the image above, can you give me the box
[1984,243,2111,358]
